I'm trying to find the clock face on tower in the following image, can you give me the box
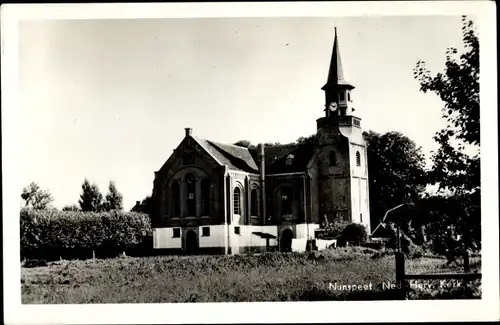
[329,102,338,112]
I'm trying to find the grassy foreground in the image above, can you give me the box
[21,247,481,303]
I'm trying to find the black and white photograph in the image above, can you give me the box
[2,2,498,324]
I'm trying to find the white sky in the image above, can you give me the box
[18,15,471,210]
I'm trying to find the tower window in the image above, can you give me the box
[329,151,337,166]
[286,154,294,166]
[173,228,180,238]
[348,92,351,102]
[202,227,210,237]
[234,226,240,235]
[233,187,241,215]
[356,151,361,166]
[339,91,345,101]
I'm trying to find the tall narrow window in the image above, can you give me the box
[251,189,259,216]
[356,151,361,166]
[348,92,351,102]
[339,91,345,101]
[201,179,210,216]
[281,186,292,215]
[233,187,241,215]
[329,151,337,166]
[185,173,196,216]
[172,181,180,217]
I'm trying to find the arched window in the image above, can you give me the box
[251,189,259,216]
[281,186,292,215]
[356,151,361,166]
[172,181,180,217]
[185,173,196,216]
[233,187,241,215]
[201,179,210,216]
[329,151,337,166]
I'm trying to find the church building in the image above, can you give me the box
[151,29,371,254]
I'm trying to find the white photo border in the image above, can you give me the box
[2,1,498,324]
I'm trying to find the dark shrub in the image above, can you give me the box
[23,259,48,268]
[342,223,368,246]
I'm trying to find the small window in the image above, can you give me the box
[356,151,361,166]
[339,91,345,101]
[329,151,337,166]
[234,226,240,235]
[348,92,351,102]
[173,228,180,238]
[286,154,294,166]
[360,214,363,223]
[202,227,210,237]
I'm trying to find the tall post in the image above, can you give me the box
[259,144,266,225]
[395,252,406,299]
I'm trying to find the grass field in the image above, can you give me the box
[21,247,481,303]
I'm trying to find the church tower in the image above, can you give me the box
[315,28,371,233]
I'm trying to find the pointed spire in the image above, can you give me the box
[322,27,353,91]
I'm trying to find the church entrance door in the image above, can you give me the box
[185,230,198,255]
[280,229,293,253]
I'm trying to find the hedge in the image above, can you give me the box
[20,208,152,261]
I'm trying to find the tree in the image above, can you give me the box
[131,195,153,215]
[62,204,81,212]
[21,182,53,210]
[414,16,479,194]
[364,131,428,229]
[233,140,253,148]
[78,179,104,212]
[102,181,123,211]
[414,16,480,251]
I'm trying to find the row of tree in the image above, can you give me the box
[21,179,124,212]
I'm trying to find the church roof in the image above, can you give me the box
[249,141,315,175]
[192,137,260,173]
[322,28,354,90]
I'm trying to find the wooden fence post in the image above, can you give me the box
[463,250,470,273]
[395,252,406,299]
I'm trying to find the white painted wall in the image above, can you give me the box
[153,228,182,249]
[291,238,308,252]
[199,225,227,248]
[295,223,321,239]
[154,224,280,250]
[316,239,337,250]
[230,225,278,248]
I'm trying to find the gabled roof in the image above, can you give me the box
[249,141,315,175]
[192,137,259,173]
